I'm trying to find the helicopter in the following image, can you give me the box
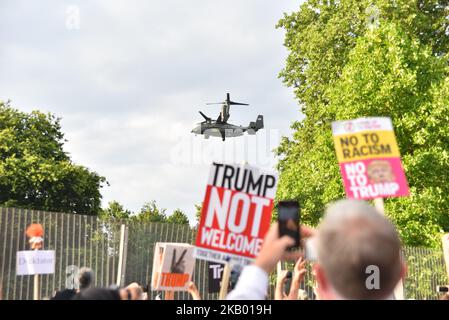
[191,93,264,141]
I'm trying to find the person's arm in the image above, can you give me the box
[164,291,174,300]
[227,223,315,300]
[275,270,289,300]
[187,281,201,300]
[287,257,307,300]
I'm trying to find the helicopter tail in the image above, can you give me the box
[255,115,264,130]
[248,115,264,134]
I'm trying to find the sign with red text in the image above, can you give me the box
[332,117,409,200]
[194,163,278,265]
[151,243,195,291]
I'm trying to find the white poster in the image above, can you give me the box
[151,243,195,291]
[16,250,55,275]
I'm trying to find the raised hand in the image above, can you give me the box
[170,249,187,274]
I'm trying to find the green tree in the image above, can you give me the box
[100,201,131,220]
[134,200,167,222]
[276,1,449,247]
[0,101,106,215]
[195,203,202,225]
[166,208,190,225]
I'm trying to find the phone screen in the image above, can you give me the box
[278,201,300,250]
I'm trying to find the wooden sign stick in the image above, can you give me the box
[374,197,405,300]
[33,246,40,300]
[34,274,39,300]
[218,262,231,300]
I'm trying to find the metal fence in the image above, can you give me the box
[0,207,447,300]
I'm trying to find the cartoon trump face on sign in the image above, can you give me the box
[367,160,395,183]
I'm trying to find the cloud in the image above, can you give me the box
[0,0,303,223]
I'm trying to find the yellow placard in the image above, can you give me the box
[333,130,400,162]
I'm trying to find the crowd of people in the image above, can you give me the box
[228,199,405,300]
[44,199,448,300]
[49,268,202,300]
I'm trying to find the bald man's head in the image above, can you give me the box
[316,200,402,299]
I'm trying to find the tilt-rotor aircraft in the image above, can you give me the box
[191,93,264,141]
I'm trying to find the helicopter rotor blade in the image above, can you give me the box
[205,94,249,105]
[229,101,249,106]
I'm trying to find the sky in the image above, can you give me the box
[0,0,304,224]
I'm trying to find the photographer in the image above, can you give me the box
[227,222,312,300]
[227,199,406,300]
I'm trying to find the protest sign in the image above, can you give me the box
[151,243,195,291]
[195,162,278,265]
[332,117,409,200]
[16,250,55,276]
[208,262,224,293]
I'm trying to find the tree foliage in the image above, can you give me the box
[134,200,168,222]
[0,100,106,215]
[276,0,449,247]
[131,200,190,225]
[100,201,131,220]
[166,208,190,225]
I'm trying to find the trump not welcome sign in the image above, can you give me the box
[332,117,409,200]
[195,163,278,265]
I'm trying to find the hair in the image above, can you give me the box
[72,288,121,300]
[316,199,402,299]
[50,289,77,300]
[78,267,95,290]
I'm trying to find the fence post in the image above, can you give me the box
[116,224,128,287]
[442,234,449,283]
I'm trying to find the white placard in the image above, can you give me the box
[16,250,55,275]
[151,243,195,291]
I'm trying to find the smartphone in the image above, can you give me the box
[278,200,300,250]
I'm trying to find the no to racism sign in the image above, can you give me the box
[195,163,278,265]
[332,117,409,200]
